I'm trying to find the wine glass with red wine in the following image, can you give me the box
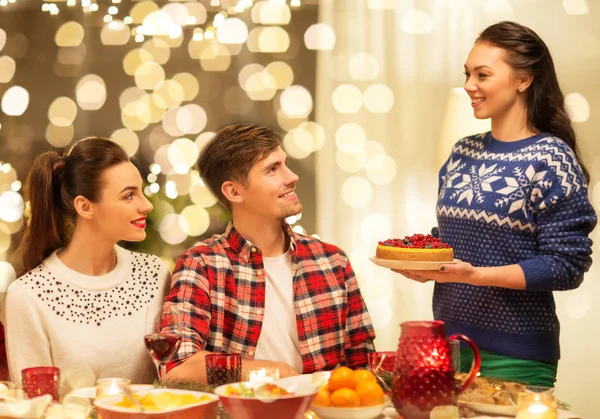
[144,304,182,387]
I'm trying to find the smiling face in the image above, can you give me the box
[87,161,153,243]
[233,146,302,221]
[463,42,525,120]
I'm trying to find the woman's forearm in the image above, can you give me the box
[471,264,526,289]
[398,262,528,290]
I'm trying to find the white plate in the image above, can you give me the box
[458,400,516,417]
[369,257,461,271]
[0,394,52,419]
[68,384,154,400]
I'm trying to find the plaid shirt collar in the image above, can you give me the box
[223,220,298,256]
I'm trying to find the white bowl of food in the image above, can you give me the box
[93,388,219,419]
[214,380,319,419]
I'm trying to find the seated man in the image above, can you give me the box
[159,124,375,381]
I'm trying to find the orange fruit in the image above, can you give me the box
[328,366,356,391]
[355,380,385,407]
[352,369,377,386]
[330,388,361,408]
[313,388,331,406]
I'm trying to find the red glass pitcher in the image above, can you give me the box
[392,320,480,419]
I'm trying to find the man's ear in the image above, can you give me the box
[221,181,244,205]
[73,195,94,219]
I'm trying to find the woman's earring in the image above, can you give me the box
[518,87,523,92]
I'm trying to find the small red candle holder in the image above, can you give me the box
[368,351,397,373]
[21,366,60,401]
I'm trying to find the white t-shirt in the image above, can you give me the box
[5,245,171,395]
[254,251,303,373]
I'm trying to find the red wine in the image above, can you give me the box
[144,333,181,363]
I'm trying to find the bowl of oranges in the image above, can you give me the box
[311,367,389,419]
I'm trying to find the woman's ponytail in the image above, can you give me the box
[15,152,68,276]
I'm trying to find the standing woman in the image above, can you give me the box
[5,137,170,394]
[399,22,596,386]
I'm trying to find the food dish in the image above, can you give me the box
[93,388,219,419]
[214,380,319,419]
[457,375,554,417]
[369,257,460,271]
[376,235,454,262]
[311,396,390,419]
[223,383,292,397]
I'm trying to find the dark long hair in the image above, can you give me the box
[15,137,129,276]
[477,21,590,183]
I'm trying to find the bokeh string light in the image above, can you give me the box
[2,0,592,282]
[0,161,21,291]
[0,0,324,259]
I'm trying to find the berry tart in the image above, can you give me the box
[376,234,454,262]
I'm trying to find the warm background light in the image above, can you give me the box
[76,74,107,111]
[335,124,366,154]
[48,97,77,127]
[0,2,598,416]
[315,3,599,418]
[331,84,363,114]
[0,56,16,83]
[1,86,29,116]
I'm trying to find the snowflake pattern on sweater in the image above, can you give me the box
[434,132,596,363]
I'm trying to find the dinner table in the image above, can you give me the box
[377,406,582,419]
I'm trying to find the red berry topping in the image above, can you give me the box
[378,234,450,249]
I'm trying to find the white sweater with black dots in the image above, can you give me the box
[5,245,171,395]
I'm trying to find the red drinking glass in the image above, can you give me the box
[145,303,182,387]
[21,366,60,401]
[205,353,242,386]
[144,333,181,385]
[391,320,480,419]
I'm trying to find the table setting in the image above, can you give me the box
[0,367,581,419]
[0,319,582,419]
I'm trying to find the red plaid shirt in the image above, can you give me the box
[159,222,375,373]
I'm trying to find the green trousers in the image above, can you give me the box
[460,348,558,388]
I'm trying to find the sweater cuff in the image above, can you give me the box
[518,258,554,291]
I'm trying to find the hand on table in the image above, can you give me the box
[276,362,300,378]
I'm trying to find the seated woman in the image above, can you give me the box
[5,137,170,394]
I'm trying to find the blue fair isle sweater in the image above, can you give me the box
[434,131,597,363]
